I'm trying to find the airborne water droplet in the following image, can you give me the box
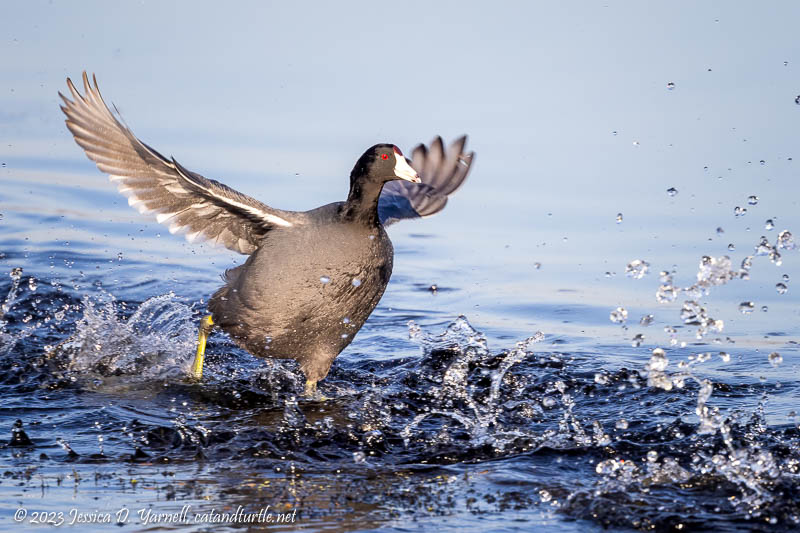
[765,219,775,230]
[320,276,330,284]
[777,230,795,250]
[776,282,788,294]
[656,284,678,303]
[594,373,610,385]
[609,307,628,323]
[738,301,755,314]
[747,195,759,205]
[616,213,623,223]
[768,352,783,367]
[351,278,361,287]
[625,259,650,279]
[648,348,669,372]
[666,82,675,90]
[667,187,678,197]
[595,459,619,474]
[719,352,731,363]
[734,206,747,217]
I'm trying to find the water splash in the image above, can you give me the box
[408,315,489,356]
[1,267,24,319]
[402,317,544,448]
[49,292,197,383]
[0,267,40,358]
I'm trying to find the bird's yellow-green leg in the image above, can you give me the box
[303,380,328,400]
[303,380,317,397]
[191,315,214,380]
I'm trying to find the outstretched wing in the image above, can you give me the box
[378,135,474,226]
[60,72,299,255]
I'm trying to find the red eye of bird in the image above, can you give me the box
[381,153,389,160]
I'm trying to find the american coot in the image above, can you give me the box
[60,73,474,396]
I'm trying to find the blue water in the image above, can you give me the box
[3,3,800,531]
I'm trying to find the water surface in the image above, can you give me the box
[2,2,800,531]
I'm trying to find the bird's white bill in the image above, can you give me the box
[393,152,420,183]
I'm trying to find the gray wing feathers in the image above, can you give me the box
[379,135,474,226]
[60,72,296,255]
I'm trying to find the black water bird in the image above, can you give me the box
[60,73,474,395]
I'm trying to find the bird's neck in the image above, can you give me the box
[343,177,385,225]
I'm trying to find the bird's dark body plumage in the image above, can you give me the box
[209,202,393,382]
[59,72,474,389]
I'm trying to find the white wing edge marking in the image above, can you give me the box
[174,168,293,228]
[155,212,176,224]
[108,176,252,248]
[109,169,294,230]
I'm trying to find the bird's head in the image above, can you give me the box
[351,143,420,186]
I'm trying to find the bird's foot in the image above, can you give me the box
[303,380,327,400]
